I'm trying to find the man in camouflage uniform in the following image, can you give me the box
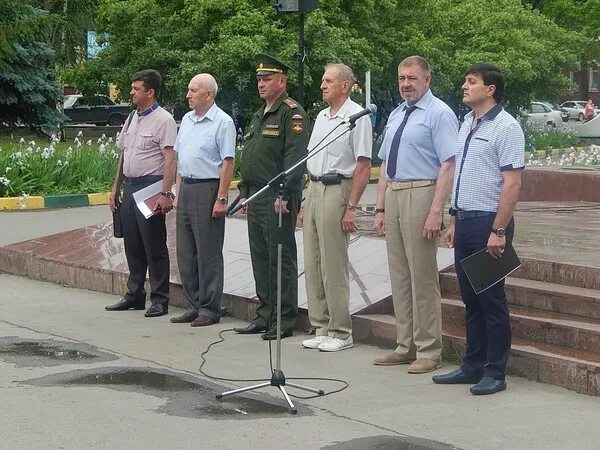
[234,54,310,340]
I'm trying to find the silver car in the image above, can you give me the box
[521,102,564,128]
[560,101,600,121]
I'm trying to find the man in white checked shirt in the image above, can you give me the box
[300,63,372,352]
[433,63,525,395]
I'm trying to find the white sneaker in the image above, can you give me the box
[318,336,354,352]
[302,335,331,349]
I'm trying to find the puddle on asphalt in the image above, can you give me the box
[0,337,117,367]
[22,367,311,419]
[322,435,461,450]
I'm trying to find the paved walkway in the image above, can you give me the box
[1,195,600,449]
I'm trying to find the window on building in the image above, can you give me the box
[590,68,599,92]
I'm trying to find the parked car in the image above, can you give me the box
[521,101,564,128]
[537,101,569,122]
[560,100,600,122]
[63,94,132,126]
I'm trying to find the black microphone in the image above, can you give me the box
[343,104,377,125]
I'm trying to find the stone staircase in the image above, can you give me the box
[352,257,600,396]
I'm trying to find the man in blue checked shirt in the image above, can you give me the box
[373,56,458,374]
[433,64,525,395]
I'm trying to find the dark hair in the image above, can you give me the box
[131,69,162,98]
[464,63,505,103]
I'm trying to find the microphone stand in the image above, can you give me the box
[217,118,363,414]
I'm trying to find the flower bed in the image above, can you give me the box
[0,132,119,197]
[527,145,600,167]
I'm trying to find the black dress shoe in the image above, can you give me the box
[261,328,293,340]
[470,376,506,395]
[105,298,145,311]
[145,304,168,317]
[170,308,198,323]
[432,368,483,384]
[233,323,267,334]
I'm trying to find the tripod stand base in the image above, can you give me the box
[216,369,325,414]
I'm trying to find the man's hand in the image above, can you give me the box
[445,221,455,248]
[212,200,227,218]
[341,208,357,233]
[238,198,248,214]
[423,210,443,240]
[373,212,385,236]
[274,197,289,214]
[109,190,119,213]
[153,195,173,214]
[487,232,506,259]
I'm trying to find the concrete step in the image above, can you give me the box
[440,272,600,320]
[442,297,600,355]
[351,313,600,396]
[508,257,600,290]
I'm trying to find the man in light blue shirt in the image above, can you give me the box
[373,56,458,374]
[170,73,236,327]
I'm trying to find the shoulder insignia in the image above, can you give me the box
[291,114,304,135]
[283,98,298,109]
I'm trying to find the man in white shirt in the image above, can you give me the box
[301,63,372,352]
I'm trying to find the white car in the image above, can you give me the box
[560,100,600,121]
[522,102,564,128]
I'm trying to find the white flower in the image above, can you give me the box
[86,140,92,146]
[18,138,25,144]
[5,166,11,172]
[108,137,113,143]
[0,176,10,186]
[77,130,83,137]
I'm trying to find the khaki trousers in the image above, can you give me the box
[384,185,442,360]
[303,180,352,339]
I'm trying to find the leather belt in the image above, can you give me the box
[123,175,162,184]
[456,210,494,220]
[182,177,219,184]
[309,174,352,182]
[387,180,436,191]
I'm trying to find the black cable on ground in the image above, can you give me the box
[198,328,349,399]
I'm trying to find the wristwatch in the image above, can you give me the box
[346,201,357,210]
[375,208,385,214]
[217,196,228,205]
[160,191,175,200]
[492,227,506,237]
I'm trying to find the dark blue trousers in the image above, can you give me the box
[454,214,514,380]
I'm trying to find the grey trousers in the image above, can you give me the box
[176,180,224,321]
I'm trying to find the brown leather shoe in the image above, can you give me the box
[407,358,442,374]
[190,315,218,327]
[373,352,415,366]
[170,309,198,323]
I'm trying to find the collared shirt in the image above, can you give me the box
[175,103,236,179]
[377,89,457,181]
[306,97,372,177]
[451,104,525,212]
[117,105,177,178]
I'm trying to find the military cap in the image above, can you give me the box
[255,53,291,76]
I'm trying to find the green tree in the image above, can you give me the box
[0,0,65,135]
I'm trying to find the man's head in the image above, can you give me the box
[397,56,431,105]
[187,73,217,114]
[130,69,161,108]
[321,63,354,107]
[462,63,505,108]
[255,54,290,105]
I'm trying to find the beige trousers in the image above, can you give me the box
[303,180,352,339]
[384,185,442,360]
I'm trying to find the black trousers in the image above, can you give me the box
[176,180,224,321]
[454,214,514,380]
[121,176,170,305]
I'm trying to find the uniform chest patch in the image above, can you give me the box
[265,124,279,129]
[262,129,280,137]
[291,114,303,134]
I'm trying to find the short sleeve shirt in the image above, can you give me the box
[175,103,236,179]
[306,98,372,177]
[377,89,457,181]
[451,104,525,212]
[117,105,177,178]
